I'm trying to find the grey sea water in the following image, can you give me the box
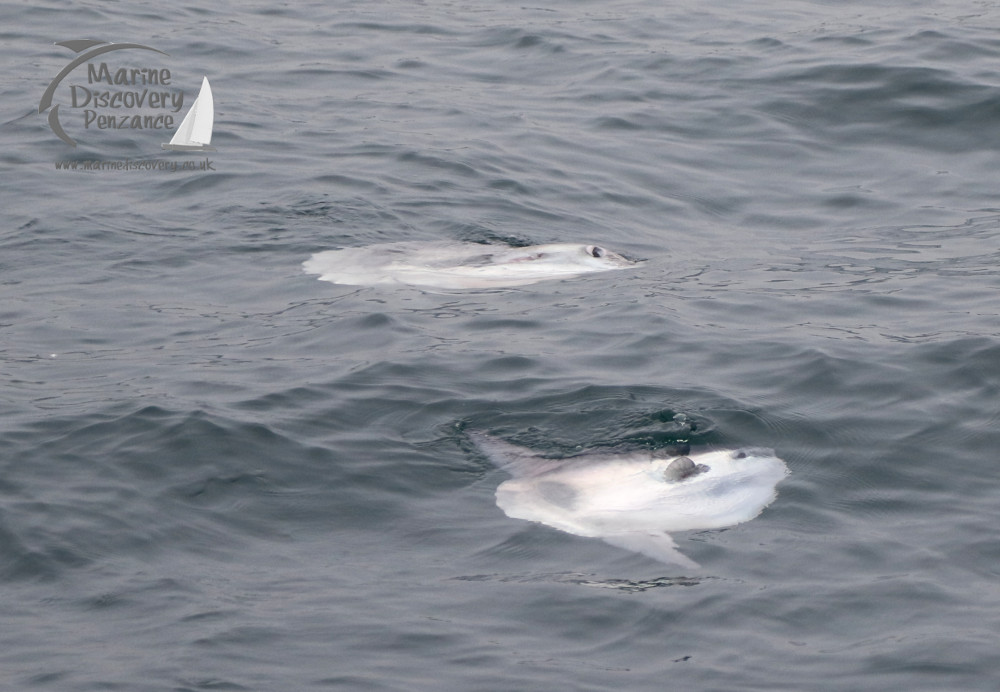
[2,1,1000,690]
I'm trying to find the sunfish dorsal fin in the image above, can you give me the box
[467,431,569,478]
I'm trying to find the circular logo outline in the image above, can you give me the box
[39,40,170,147]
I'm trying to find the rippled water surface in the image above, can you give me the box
[2,1,1000,690]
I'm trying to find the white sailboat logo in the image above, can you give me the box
[162,76,215,151]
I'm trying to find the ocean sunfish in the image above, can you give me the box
[468,431,789,569]
[303,241,637,289]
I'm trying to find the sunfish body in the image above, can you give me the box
[468,431,788,569]
[303,241,636,289]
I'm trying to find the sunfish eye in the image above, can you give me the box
[587,245,605,258]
